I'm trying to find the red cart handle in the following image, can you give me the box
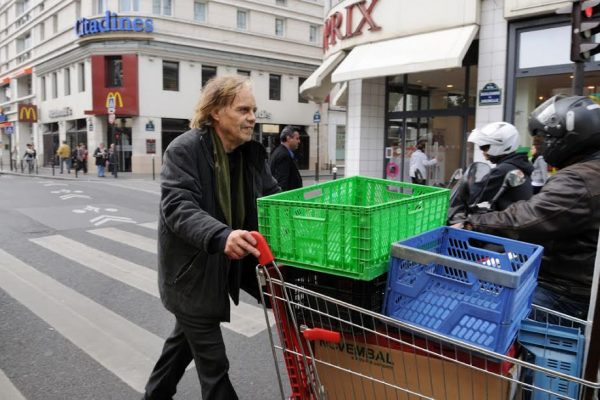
[250,231,274,266]
[302,328,341,344]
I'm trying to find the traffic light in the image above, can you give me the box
[571,0,600,62]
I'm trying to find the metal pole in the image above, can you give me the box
[152,155,155,181]
[315,122,320,182]
[573,61,585,96]
[582,229,600,399]
[9,134,12,171]
[52,158,55,176]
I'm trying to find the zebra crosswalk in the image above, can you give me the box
[0,221,275,397]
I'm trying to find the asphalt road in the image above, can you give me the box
[0,175,287,400]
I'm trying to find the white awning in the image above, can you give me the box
[331,82,348,108]
[332,25,478,83]
[299,52,346,103]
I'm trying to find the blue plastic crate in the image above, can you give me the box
[383,227,543,354]
[518,320,584,400]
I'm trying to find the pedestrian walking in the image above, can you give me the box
[93,143,108,177]
[409,139,437,185]
[108,143,118,178]
[270,125,303,191]
[56,141,71,174]
[23,143,35,174]
[141,75,280,400]
[75,143,88,175]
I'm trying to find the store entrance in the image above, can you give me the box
[108,117,132,172]
[385,116,473,186]
[385,62,477,185]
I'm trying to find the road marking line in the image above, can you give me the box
[89,227,156,253]
[0,368,26,400]
[31,234,271,337]
[138,221,158,230]
[0,249,164,393]
[30,235,158,297]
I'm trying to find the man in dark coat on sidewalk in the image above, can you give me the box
[270,125,303,191]
[142,75,280,400]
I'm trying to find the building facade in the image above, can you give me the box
[0,0,324,173]
[303,0,596,184]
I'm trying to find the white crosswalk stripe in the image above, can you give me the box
[0,368,26,400]
[0,249,164,393]
[30,231,271,338]
[89,227,157,253]
[138,221,158,230]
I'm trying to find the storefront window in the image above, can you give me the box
[514,71,600,145]
[519,25,570,69]
[509,18,600,148]
[386,64,476,185]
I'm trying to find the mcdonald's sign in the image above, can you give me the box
[106,91,124,109]
[18,104,38,122]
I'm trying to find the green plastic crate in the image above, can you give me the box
[257,176,450,280]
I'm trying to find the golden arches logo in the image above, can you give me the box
[18,104,37,122]
[106,92,124,108]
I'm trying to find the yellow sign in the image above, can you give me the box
[18,104,38,122]
[105,91,124,108]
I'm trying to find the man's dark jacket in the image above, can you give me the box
[270,144,302,191]
[468,155,600,302]
[158,128,280,321]
[473,152,534,211]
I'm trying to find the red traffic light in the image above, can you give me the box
[586,6,593,17]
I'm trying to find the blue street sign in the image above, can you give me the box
[313,110,321,123]
[5,125,14,135]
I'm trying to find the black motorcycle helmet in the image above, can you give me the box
[528,95,600,168]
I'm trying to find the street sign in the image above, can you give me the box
[313,110,321,123]
[479,82,502,106]
[5,125,14,135]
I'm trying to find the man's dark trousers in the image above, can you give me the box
[143,313,238,400]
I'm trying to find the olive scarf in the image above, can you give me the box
[211,129,245,229]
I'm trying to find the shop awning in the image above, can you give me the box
[331,82,348,107]
[332,25,478,83]
[299,52,346,103]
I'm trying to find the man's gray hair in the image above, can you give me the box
[280,125,298,142]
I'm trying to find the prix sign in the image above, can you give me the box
[323,0,381,53]
[320,0,479,58]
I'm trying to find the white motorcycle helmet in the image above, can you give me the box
[468,122,520,157]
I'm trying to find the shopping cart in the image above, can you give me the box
[251,231,600,400]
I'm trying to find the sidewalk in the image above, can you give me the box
[0,166,158,181]
[1,165,344,184]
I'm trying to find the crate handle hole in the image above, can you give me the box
[467,238,506,254]
[303,188,323,200]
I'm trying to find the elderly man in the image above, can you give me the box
[142,75,280,400]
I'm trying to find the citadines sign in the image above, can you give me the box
[323,0,479,58]
[75,11,153,37]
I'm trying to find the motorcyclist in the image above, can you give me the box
[467,122,533,211]
[459,95,600,318]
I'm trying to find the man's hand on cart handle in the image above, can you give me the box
[225,230,260,260]
[250,231,275,266]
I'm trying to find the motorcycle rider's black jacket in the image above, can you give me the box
[467,151,600,304]
[469,152,534,211]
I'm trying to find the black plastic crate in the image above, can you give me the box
[282,267,387,332]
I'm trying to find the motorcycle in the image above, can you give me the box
[447,161,527,225]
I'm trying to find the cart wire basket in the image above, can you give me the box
[251,232,600,400]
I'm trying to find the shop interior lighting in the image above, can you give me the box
[446,84,454,88]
